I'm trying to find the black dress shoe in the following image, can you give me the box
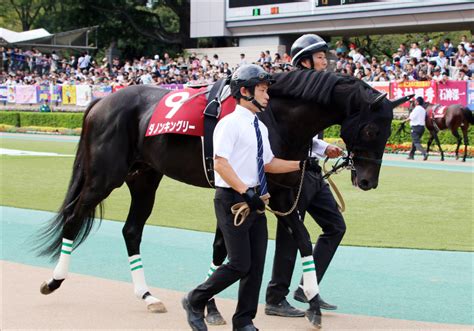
[265,299,305,317]
[233,324,259,331]
[305,295,322,329]
[182,294,207,331]
[293,287,338,310]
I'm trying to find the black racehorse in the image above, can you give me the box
[35,70,410,328]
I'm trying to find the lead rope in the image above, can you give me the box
[231,162,307,226]
[322,157,346,213]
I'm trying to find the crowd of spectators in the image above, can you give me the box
[1,35,473,88]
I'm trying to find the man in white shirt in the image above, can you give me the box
[405,96,427,160]
[183,65,318,331]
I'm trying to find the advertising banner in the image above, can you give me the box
[50,85,62,103]
[92,85,113,100]
[7,86,15,103]
[37,85,51,102]
[76,85,92,106]
[391,80,437,107]
[0,86,7,103]
[62,85,77,105]
[15,85,37,104]
[437,80,467,106]
[368,81,391,98]
[466,81,474,111]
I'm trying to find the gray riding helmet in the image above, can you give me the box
[230,64,275,99]
[291,34,328,67]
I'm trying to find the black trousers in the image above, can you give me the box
[189,187,268,328]
[409,125,427,157]
[266,170,346,305]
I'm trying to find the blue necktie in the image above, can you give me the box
[253,116,268,195]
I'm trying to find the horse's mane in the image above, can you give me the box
[270,70,366,106]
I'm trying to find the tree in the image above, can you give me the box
[1,0,54,31]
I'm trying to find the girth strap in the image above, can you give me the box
[202,78,230,188]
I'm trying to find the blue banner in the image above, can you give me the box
[467,81,474,111]
[0,85,7,103]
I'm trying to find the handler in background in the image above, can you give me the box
[404,96,428,160]
[182,64,319,331]
[265,34,346,317]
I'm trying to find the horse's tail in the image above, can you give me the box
[462,107,474,124]
[35,98,104,260]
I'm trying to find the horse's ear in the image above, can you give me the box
[390,94,415,108]
[370,92,387,110]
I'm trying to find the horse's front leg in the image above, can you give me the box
[123,169,166,313]
[461,126,469,162]
[452,128,462,160]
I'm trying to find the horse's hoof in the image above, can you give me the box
[305,309,322,329]
[147,301,167,313]
[40,281,54,295]
[205,311,227,325]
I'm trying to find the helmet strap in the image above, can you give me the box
[241,94,265,111]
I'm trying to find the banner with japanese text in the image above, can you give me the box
[37,85,51,102]
[62,85,77,105]
[76,85,92,106]
[0,86,7,103]
[391,81,437,107]
[368,82,391,98]
[92,85,113,100]
[15,85,37,104]
[467,81,474,111]
[437,81,467,107]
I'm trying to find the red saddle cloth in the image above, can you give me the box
[427,105,447,119]
[146,87,236,137]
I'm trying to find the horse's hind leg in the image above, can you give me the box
[203,228,227,325]
[122,165,167,313]
[426,133,434,160]
[41,162,129,295]
[433,133,444,161]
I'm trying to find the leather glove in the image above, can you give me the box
[299,157,321,173]
[242,188,265,212]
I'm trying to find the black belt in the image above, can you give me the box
[216,186,260,193]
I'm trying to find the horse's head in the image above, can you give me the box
[339,86,413,190]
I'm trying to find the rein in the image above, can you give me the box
[321,154,354,213]
[231,161,307,226]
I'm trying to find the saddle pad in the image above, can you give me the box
[146,87,236,137]
[428,105,447,119]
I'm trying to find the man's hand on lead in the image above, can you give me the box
[242,188,266,212]
[324,145,344,158]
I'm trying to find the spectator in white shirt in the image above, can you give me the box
[409,42,422,61]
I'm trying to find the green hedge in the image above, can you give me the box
[323,121,473,146]
[0,111,472,145]
[0,111,84,129]
[0,112,21,127]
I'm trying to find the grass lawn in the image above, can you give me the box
[1,137,472,252]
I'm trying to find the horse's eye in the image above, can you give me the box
[361,123,379,141]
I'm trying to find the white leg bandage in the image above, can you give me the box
[302,255,319,301]
[205,262,219,280]
[52,238,73,280]
[129,255,151,299]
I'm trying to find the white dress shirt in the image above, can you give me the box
[409,105,426,126]
[213,105,274,188]
[309,137,329,159]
